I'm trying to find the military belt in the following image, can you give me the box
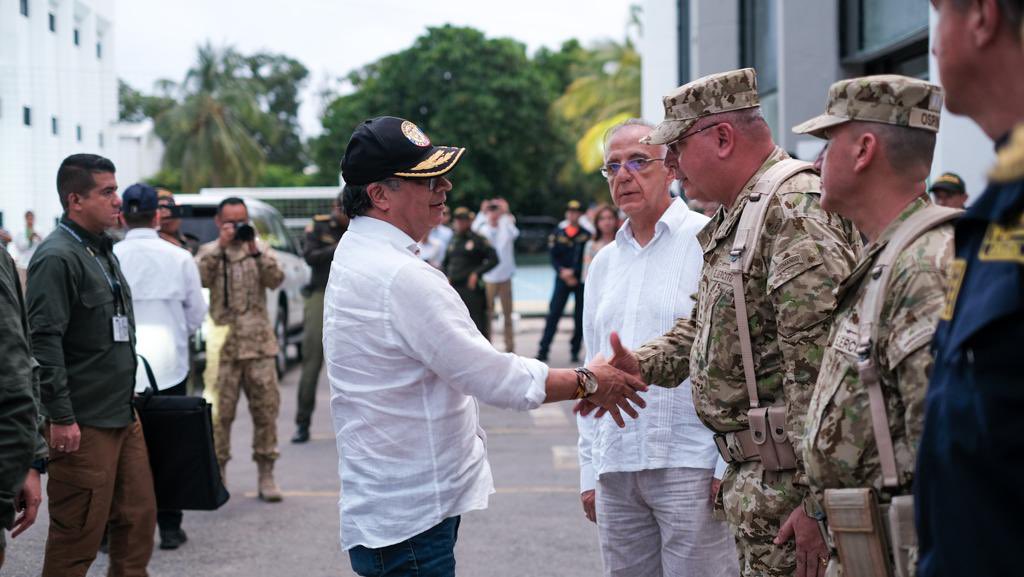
[713,429,760,464]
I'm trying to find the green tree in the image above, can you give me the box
[311,25,578,216]
[157,43,266,193]
[118,79,176,123]
[245,53,309,170]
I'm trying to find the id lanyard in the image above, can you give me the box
[59,223,126,315]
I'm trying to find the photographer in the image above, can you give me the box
[196,197,285,502]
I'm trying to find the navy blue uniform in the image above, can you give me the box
[916,135,1024,577]
[537,224,591,361]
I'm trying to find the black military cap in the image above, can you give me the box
[929,172,966,196]
[566,200,583,211]
[341,116,466,186]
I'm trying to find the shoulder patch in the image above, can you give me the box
[978,214,1024,264]
[940,258,967,321]
[768,238,824,292]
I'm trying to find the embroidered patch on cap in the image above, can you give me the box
[401,121,431,147]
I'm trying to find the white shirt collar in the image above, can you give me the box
[616,197,692,249]
[124,228,160,240]
[349,216,421,255]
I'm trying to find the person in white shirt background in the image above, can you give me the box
[324,116,649,577]
[577,119,738,577]
[13,210,43,275]
[472,197,519,352]
[113,183,207,552]
[419,205,453,268]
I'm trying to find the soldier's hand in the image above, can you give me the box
[586,362,647,427]
[710,477,722,504]
[247,239,260,256]
[608,332,642,381]
[774,506,830,577]
[50,422,81,454]
[468,272,479,291]
[580,490,597,523]
[11,468,41,538]
[217,221,236,248]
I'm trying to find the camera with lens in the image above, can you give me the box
[233,222,256,242]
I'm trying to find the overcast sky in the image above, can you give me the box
[115,0,636,137]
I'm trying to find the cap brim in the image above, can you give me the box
[792,114,850,139]
[393,146,466,178]
[929,182,965,195]
[640,119,697,145]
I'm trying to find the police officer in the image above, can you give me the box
[443,207,498,339]
[0,242,45,570]
[196,197,286,502]
[537,200,591,363]
[791,75,952,577]
[28,154,157,576]
[928,172,968,209]
[916,2,1024,576]
[156,188,199,255]
[600,69,861,576]
[292,193,348,444]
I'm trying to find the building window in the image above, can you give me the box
[841,0,929,66]
[677,0,691,84]
[76,124,82,142]
[74,27,80,45]
[20,0,28,17]
[51,116,59,135]
[739,0,779,136]
[48,11,56,32]
[23,106,31,126]
[98,131,104,148]
[96,40,102,59]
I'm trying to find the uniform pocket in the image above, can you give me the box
[79,287,113,309]
[46,464,107,531]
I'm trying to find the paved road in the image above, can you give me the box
[2,318,603,577]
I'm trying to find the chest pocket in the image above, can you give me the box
[80,286,114,310]
[699,271,732,364]
[73,287,115,349]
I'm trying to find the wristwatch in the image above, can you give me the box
[574,367,599,398]
[30,457,47,475]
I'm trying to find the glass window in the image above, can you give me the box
[22,106,30,126]
[740,0,778,93]
[96,40,102,59]
[76,124,82,141]
[51,116,58,135]
[48,12,55,32]
[74,28,80,46]
[98,131,104,148]
[20,0,28,17]
[842,0,929,60]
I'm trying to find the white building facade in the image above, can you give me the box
[0,0,117,234]
[641,0,994,203]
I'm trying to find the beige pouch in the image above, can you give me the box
[824,488,893,577]
[887,495,916,577]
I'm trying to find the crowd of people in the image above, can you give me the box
[2,2,1023,577]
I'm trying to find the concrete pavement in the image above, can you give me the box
[2,317,603,577]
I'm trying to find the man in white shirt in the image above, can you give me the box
[419,207,453,268]
[578,120,738,576]
[326,116,649,577]
[472,198,519,352]
[113,183,207,551]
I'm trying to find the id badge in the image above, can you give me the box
[112,315,130,342]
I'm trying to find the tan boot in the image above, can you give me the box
[218,461,228,489]
[257,460,283,502]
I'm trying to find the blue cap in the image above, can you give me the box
[121,183,160,214]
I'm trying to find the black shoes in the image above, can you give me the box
[159,528,188,550]
[570,354,580,364]
[291,425,310,444]
[536,352,549,363]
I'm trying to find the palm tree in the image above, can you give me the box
[158,43,265,193]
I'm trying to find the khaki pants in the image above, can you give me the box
[212,357,280,465]
[485,279,514,353]
[296,289,325,428]
[43,419,156,577]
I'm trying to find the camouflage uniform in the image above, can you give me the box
[792,76,949,576]
[636,69,863,577]
[196,239,284,467]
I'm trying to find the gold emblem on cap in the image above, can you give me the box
[410,149,455,171]
[401,121,431,147]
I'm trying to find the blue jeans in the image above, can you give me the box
[349,517,461,577]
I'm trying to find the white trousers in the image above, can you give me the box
[596,467,739,577]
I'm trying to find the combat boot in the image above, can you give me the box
[257,459,283,502]
[218,461,227,489]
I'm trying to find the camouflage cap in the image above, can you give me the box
[642,68,760,145]
[452,206,474,220]
[793,75,943,139]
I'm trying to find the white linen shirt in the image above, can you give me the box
[472,214,519,283]
[324,216,548,551]
[113,228,207,391]
[578,198,725,492]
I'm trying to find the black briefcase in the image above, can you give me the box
[135,357,230,511]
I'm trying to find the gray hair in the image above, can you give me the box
[602,118,656,153]
[855,122,937,175]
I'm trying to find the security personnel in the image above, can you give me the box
[604,69,862,576]
[928,172,968,209]
[443,207,498,339]
[28,154,157,576]
[791,76,951,577]
[0,244,45,570]
[537,200,591,363]
[916,3,1024,577]
[156,188,199,255]
[292,194,348,444]
[196,197,285,502]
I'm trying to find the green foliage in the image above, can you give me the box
[118,79,176,123]
[244,53,309,170]
[312,26,585,216]
[257,164,316,187]
[144,167,182,192]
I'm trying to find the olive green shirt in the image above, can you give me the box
[442,230,498,287]
[27,217,138,428]
[0,248,40,545]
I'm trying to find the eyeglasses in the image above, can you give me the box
[601,157,666,179]
[392,176,444,192]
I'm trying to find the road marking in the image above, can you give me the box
[551,445,579,470]
[530,405,569,427]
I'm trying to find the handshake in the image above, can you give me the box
[570,332,646,427]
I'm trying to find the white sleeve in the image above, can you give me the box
[577,413,597,492]
[714,456,728,480]
[182,256,208,333]
[502,215,520,240]
[389,264,548,410]
[577,254,603,492]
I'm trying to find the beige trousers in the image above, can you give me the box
[485,279,514,353]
